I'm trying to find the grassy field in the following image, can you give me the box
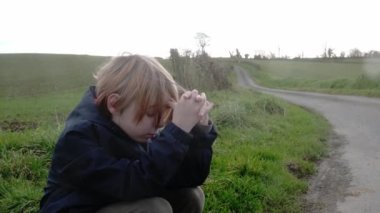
[0,54,109,97]
[0,54,329,212]
[240,58,380,97]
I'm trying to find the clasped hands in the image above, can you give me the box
[170,89,213,133]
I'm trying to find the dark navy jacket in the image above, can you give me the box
[40,87,217,212]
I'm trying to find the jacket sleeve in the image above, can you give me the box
[166,123,217,188]
[53,122,192,201]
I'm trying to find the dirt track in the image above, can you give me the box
[235,66,380,213]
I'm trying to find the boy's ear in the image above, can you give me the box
[107,93,121,115]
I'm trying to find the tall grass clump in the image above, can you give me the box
[0,127,60,213]
[0,179,41,213]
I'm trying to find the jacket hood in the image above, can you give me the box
[64,86,120,133]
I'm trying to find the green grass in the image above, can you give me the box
[240,58,380,97]
[204,89,328,212]
[0,54,329,212]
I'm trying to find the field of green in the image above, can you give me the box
[0,54,329,212]
[240,58,380,97]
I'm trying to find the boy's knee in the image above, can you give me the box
[167,187,205,213]
[186,187,205,211]
[148,197,173,213]
[97,197,172,213]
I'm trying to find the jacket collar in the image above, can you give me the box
[65,86,127,137]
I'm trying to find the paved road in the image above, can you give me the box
[235,66,380,213]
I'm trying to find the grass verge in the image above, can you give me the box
[204,88,329,212]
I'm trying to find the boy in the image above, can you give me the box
[40,54,217,212]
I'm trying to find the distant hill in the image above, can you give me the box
[0,53,109,97]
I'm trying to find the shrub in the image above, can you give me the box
[168,51,232,92]
[352,74,379,89]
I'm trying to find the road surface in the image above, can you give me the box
[235,66,380,213]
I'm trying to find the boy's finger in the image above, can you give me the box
[206,101,214,110]
[191,89,199,98]
[195,92,206,102]
[182,91,192,99]
[199,101,213,116]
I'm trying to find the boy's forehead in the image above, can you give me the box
[148,100,172,109]
[141,89,176,109]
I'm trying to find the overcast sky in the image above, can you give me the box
[1,0,379,58]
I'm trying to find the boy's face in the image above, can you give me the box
[112,101,169,143]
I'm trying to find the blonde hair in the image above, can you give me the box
[94,54,178,126]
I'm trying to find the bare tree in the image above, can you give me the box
[235,48,242,59]
[321,47,327,58]
[169,49,187,87]
[327,48,335,58]
[269,52,276,59]
[183,49,192,58]
[194,32,210,54]
[365,50,380,58]
[349,48,363,58]
[229,51,234,58]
